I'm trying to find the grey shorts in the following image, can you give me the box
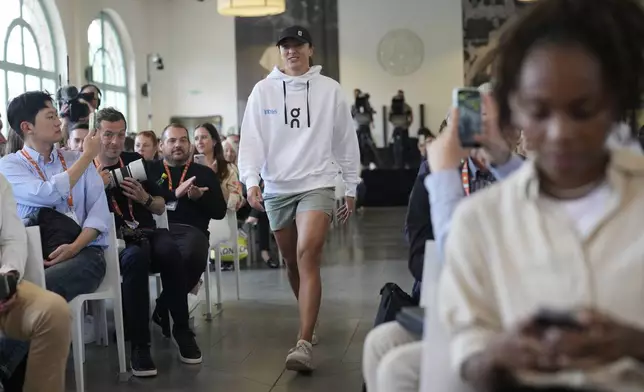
[263,187,335,231]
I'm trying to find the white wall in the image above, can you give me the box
[40,0,462,141]
[163,0,238,135]
[338,0,464,146]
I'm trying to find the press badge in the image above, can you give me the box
[65,210,80,225]
[166,201,178,211]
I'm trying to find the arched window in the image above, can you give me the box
[0,0,58,133]
[87,12,128,123]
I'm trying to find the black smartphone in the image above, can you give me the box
[534,309,584,331]
[0,274,17,301]
[452,88,483,148]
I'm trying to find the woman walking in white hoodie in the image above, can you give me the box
[238,25,360,372]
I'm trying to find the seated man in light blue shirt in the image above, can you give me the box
[0,91,109,301]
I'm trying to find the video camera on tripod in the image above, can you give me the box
[354,92,375,127]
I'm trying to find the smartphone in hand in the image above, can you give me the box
[534,309,584,331]
[0,273,17,301]
[452,88,483,148]
[193,154,207,166]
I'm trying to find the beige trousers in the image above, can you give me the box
[363,321,421,392]
[0,280,71,392]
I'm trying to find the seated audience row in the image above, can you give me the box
[0,91,230,388]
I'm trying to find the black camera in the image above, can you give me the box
[0,273,18,301]
[391,96,405,116]
[119,226,154,246]
[354,93,374,127]
[56,86,94,123]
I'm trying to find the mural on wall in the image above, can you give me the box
[462,0,527,86]
[234,0,339,126]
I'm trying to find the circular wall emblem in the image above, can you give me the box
[377,29,425,76]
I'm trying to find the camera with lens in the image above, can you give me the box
[354,93,374,126]
[119,226,154,246]
[106,159,148,190]
[56,86,94,123]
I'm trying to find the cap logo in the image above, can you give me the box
[298,30,303,36]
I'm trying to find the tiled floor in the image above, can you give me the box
[71,207,412,391]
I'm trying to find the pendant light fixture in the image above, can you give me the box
[217,0,286,17]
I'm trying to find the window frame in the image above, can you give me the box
[0,0,59,130]
[87,11,129,120]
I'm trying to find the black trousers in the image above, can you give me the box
[119,229,189,345]
[169,223,209,293]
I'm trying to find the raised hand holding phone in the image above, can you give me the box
[82,113,101,159]
[426,107,469,172]
[453,88,483,148]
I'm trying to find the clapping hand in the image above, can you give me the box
[187,185,209,200]
[175,176,196,198]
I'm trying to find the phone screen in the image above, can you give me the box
[455,89,482,147]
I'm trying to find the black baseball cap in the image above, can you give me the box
[277,26,313,46]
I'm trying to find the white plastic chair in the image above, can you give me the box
[23,220,127,392]
[24,227,46,288]
[209,211,240,305]
[69,215,127,392]
[419,240,472,392]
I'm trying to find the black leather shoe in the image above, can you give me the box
[152,300,171,338]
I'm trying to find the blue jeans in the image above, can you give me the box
[0,246,106,381]
[45,246,106,302]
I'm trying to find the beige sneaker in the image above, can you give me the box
[285,340,314,372]
[296,330,319,346]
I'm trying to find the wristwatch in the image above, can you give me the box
[144,195,153,207]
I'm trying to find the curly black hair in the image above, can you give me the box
[493,0,644,135]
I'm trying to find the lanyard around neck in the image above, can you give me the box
[20,149,73,208]
[461,160,471,197]
[163,160,191,191]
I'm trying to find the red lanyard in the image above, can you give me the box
[108,157,135,222]
[163,160,191,191]
[20,149,73,208]
[461,160,470,196]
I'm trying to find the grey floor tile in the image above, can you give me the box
[66,207,411,392]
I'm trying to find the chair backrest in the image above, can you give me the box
[99,214,123,296]
[420,240,438,308]
[153,210,169,229]
[419,240,472,392]
[24,226,46,288]
[207,210,237,247]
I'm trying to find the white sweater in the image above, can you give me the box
[238,66,360,197]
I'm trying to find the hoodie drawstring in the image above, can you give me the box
[306,81,311,128]
[283,81,288,125]
[283,80,311,128]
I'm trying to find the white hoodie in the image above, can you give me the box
[238,65,360,197]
